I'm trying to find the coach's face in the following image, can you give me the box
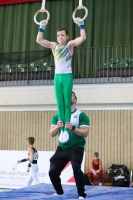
[71,93,77,105]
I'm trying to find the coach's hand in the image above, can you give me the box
[65,122,73,130]
[57,120,64,128]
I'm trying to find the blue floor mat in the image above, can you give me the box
[0,183,133,200]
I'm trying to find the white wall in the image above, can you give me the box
[0,83,133,110]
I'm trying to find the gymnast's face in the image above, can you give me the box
[27,140,30,146]
[57,31,69,45]
[93,155,99,161]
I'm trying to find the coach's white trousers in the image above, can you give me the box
[27,164,39,186]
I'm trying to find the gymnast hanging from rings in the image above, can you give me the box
[35,0,88,144]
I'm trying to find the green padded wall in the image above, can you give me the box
[0,0,133,52]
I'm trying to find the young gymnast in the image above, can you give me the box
[89,152,103,186]
[36,17,86,144]
[17,137,39,186]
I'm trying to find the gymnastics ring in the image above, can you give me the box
[34,0,50,25]
[72,0,88,22]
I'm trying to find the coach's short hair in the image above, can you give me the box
[72,91,77,100]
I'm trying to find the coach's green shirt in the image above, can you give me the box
[51,109,90,149]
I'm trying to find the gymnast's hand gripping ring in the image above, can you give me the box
[72,0,88,22]
[34,0,50,25]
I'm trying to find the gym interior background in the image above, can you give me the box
[0,0,133,174]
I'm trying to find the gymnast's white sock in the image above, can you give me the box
[58,131,69,143]
[58,131,64,142]
[62,130,69,143]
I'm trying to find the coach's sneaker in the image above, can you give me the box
[53,193,64,196]
[58,131,64,142]
[62,130,69,143]
[53,193,58,195]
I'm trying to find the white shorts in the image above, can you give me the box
[27,164,39,186]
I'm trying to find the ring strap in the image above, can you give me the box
[79,0,82,7]
[41,0,46,9]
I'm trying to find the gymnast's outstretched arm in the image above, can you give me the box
[36,20,56,50]
[68,30,86,48]
[68,18,86,54]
